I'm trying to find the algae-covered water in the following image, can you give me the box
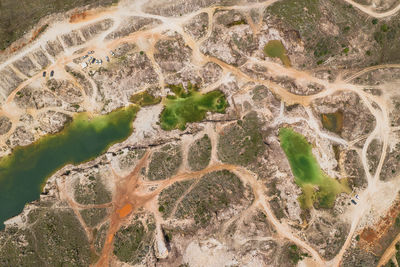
[0,105,139,228]
[279,127,349,209]
[264,40,291,67]
[160,84,227,130]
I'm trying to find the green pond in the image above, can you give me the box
[160,83,228,131]
[264,40,291,67]
[0,105,139,228]
[279,127,349,209]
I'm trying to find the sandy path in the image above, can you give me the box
[96,151,150,266]
[344,64,400,82]
[378,232,400,266]
[57,178,96,254]
[342,0,400,18]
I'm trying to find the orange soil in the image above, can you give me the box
[69,9,114,23]
[360,228,378,243]
[359,198,400,251]
[118,203,132,218]
[106,233,114,244]
[69,11,88,23]
[95,151,242,266]
[96,152,151,266]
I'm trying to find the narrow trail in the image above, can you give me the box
[378,231,400,266]
[57,179,96,254]
[344,64,400,83]
[121,160,327,265]
[96,151,150,266]
[232,167,326,266]
[342,0,400,18]
[92,151,328,266]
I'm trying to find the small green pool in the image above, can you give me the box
[160,83,228,131]
[0,105,139,228]
[279,127,349,209]
[264,40,291,67]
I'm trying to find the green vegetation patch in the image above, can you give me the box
[267,0,320,35]
[279,127,349,209]
[74,175,112,205]
[80,208,109,228]
[385,259,396,267]
[321,110,343,134]
[372,17,400,63]
[118,148,146,170]
[267,0,375,66]
[30,209,91,266]
[264,40,291,67]
[396,214,400,228]
[0,208,92,266]
[227,19,247,27]
[0,228,43,266]
[188,134,212,171]
[113,215,155,264]
[286,244,310,265]
[397,244,400,267]
[175,170,249,227]
[130,90,161,107]
[218,112,265,166]
[0,105,139,228]
[313,38,335,58]
[160,83,227,130]
[147,143,182,181]
[94,222,109,254]
[0,0,118,50]
[158,180,195,219]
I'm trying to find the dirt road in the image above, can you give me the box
[343,0,400,18]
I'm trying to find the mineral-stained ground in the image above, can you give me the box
[2,0,400,266]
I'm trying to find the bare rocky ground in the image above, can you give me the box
[2,0,400,266]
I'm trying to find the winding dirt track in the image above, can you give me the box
[96,151,151,266]
[98,158,326,266]
[3,0,400,265]
[344,64,400,82]
[343,0,400,18]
